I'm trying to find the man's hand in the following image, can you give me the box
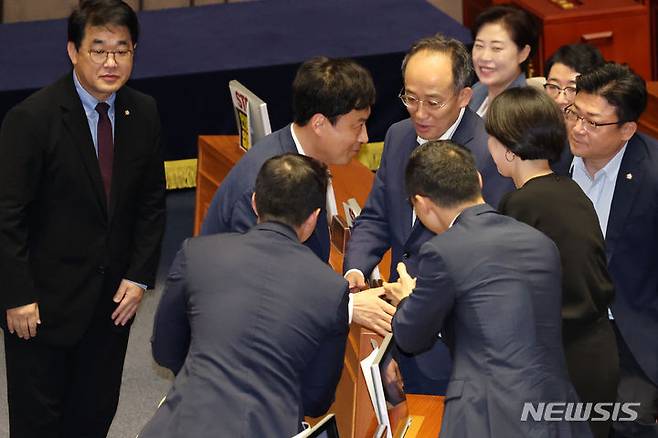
[345,270,367,292]
[6,302,40,340]
[112,279,145,326]
[383,262,416,306]
[352,287,396,337]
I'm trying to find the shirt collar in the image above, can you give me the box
[417,107,466,145]
[290,123,307,156]
[571,142,628,182]
[72,70,116,116]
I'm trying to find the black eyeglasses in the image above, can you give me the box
[563,106,626,132]
[544,83,576,99]
[88,48,133,64]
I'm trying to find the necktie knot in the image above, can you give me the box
[95,102,110,116]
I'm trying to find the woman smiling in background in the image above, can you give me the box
[469,5,537,117]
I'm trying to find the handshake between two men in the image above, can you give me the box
[346,263,416,337]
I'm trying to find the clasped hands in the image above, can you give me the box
[345,263,416,337]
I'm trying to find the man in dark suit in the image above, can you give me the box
[141,154,349,438]
[0,1,166,437]
[201,56,395,337]
[343,33,514,394]
[567,63,658,437]
[386,141,590,438]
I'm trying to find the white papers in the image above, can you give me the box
[360,340,381,423]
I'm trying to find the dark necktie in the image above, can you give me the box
[95,102,113,203]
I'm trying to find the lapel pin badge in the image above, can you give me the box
[626,173,633,180]
[124,110,130,116]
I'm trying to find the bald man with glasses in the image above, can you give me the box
[343,33,514,396]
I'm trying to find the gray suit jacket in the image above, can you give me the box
[393,204,591,438]
[141,222,349,438]
[468,72,527,114]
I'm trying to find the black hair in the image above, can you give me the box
[575,62,647,122]
[401,33,474,92]
[486,87,566,162]
[472,5,538,74]
[254,154,329,228]
[544,44,605,77]
[292,56,376,126]
[405,140,481,208]
[68,0,139,50]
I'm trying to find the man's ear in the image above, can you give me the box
[412,194,430,214]
[457,87,473,108]
[67,41,79,66]
[309,113,326,135]
[476,170,483,189]
[620,121,637,142]
[251,193,259,218]
[299,208,320,242]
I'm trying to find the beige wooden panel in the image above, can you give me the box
[142,0,190,10]
[194,0,227,5]
[4,0,78,23]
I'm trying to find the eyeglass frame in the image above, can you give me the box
[398,88,453,111]
[543,83,576,98]
[563,105,627,131]
[87,48,134,64]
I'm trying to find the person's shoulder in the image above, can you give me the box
[10,75,70,114]
[385,118,414,139]
[117,85,157,110]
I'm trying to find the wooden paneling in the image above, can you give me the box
[462,0,494,29]
[639,82,658,139]
[650,0,658,81]
[504,0,652,80]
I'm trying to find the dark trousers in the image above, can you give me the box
[3,307,130,438]
[612,324,658,438]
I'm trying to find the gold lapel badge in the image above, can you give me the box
[124,110,130,116]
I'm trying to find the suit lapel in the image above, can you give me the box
[59,76,107,216]
[400,125,421,244]
[605,136,647,264]
[452,108,475,150]
[282,124,330,260]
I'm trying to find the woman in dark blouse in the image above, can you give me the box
[485,87,618,438]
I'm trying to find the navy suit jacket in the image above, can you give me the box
[394,204,591,438]
[344,109,513,282]
[200,124,330,261]
[142,222,349,438]
[343,109,513,394]
[468,72,527,114]
[605,133,658,385]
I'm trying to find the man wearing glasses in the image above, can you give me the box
[566,62,658,438]
[0,1,165,437]
[343,33,513,395]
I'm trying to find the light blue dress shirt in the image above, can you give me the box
[72,71,116,156]
[571,142,628,319]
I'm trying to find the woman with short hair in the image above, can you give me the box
[486,86,618,438]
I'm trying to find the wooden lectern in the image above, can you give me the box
[195,135,445,438]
